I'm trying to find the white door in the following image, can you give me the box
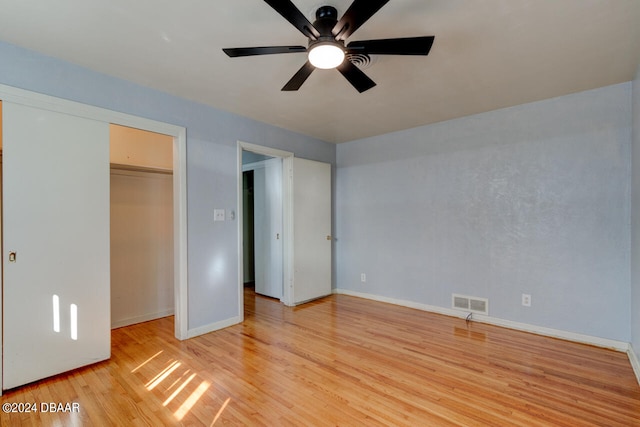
[292,158,332,304]
[2,102,111,389]
[253,158,283,299]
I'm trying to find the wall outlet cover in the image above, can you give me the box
[214,209,225,221]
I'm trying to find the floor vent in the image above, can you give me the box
[452,294,489,315]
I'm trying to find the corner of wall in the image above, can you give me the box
[629,343,640,386]
[632,64,640,381]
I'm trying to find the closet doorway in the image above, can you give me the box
[110,125,175,328]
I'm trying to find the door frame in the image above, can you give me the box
[242,158,284,299]
[0,85,189,393]
[237,141,294,313]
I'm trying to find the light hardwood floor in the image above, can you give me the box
[2,289,640,426]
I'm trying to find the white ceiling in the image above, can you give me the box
[1,1,639,143]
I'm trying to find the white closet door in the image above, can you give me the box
[2,102,110,389]
[292,158,332,304]
[254,158,283,299]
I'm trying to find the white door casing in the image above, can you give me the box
[237,143,332,310]
[2,102,111,389]
[238,142,293,311]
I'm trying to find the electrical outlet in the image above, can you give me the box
[522,293,531,307]
[360,273,366,283]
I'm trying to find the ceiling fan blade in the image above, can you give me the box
[346,36,435,56]
[223,46,307,57]
[282,61,315,91]
[336,60,376,93]
[263,0,320,40]
[332,0,389,41]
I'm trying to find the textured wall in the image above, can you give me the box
[0,41,335,333]
[337,83,632,341]
[632,67,640,353]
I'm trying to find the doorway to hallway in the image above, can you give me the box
[242,151,284,300]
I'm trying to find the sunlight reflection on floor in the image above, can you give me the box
[131,350,163,373]
[132,348,231,423]
[174,380,211,421]
[163,373,196,406]
[210,397,232,426]
[146,361,181,390]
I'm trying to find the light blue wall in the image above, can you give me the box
[0,41,335,331]
[336,83,632,341]
[1,40,636,345]
[632,66,640,354]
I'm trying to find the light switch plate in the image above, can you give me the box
[214,209,225,221]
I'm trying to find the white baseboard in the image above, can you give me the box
[629,345,640,386]
[111,309,175,329]
[186,315,242,339]
[334,288,630,352]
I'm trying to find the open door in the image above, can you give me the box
[253,157,284,299]
[238,142,332,309]
[291,157,332,304]
[2,102,110,389]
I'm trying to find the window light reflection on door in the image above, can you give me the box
[52,295,79,340]
[70,303,78,340]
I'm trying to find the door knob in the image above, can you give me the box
[9,251,17,262]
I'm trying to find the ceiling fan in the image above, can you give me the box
[222,0,435,93]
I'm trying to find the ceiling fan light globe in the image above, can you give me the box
[308,44,345,69]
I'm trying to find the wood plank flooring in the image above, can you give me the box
[2,289,639,426]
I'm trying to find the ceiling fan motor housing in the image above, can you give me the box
[309,6,344,50]
[315,5,338,33]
